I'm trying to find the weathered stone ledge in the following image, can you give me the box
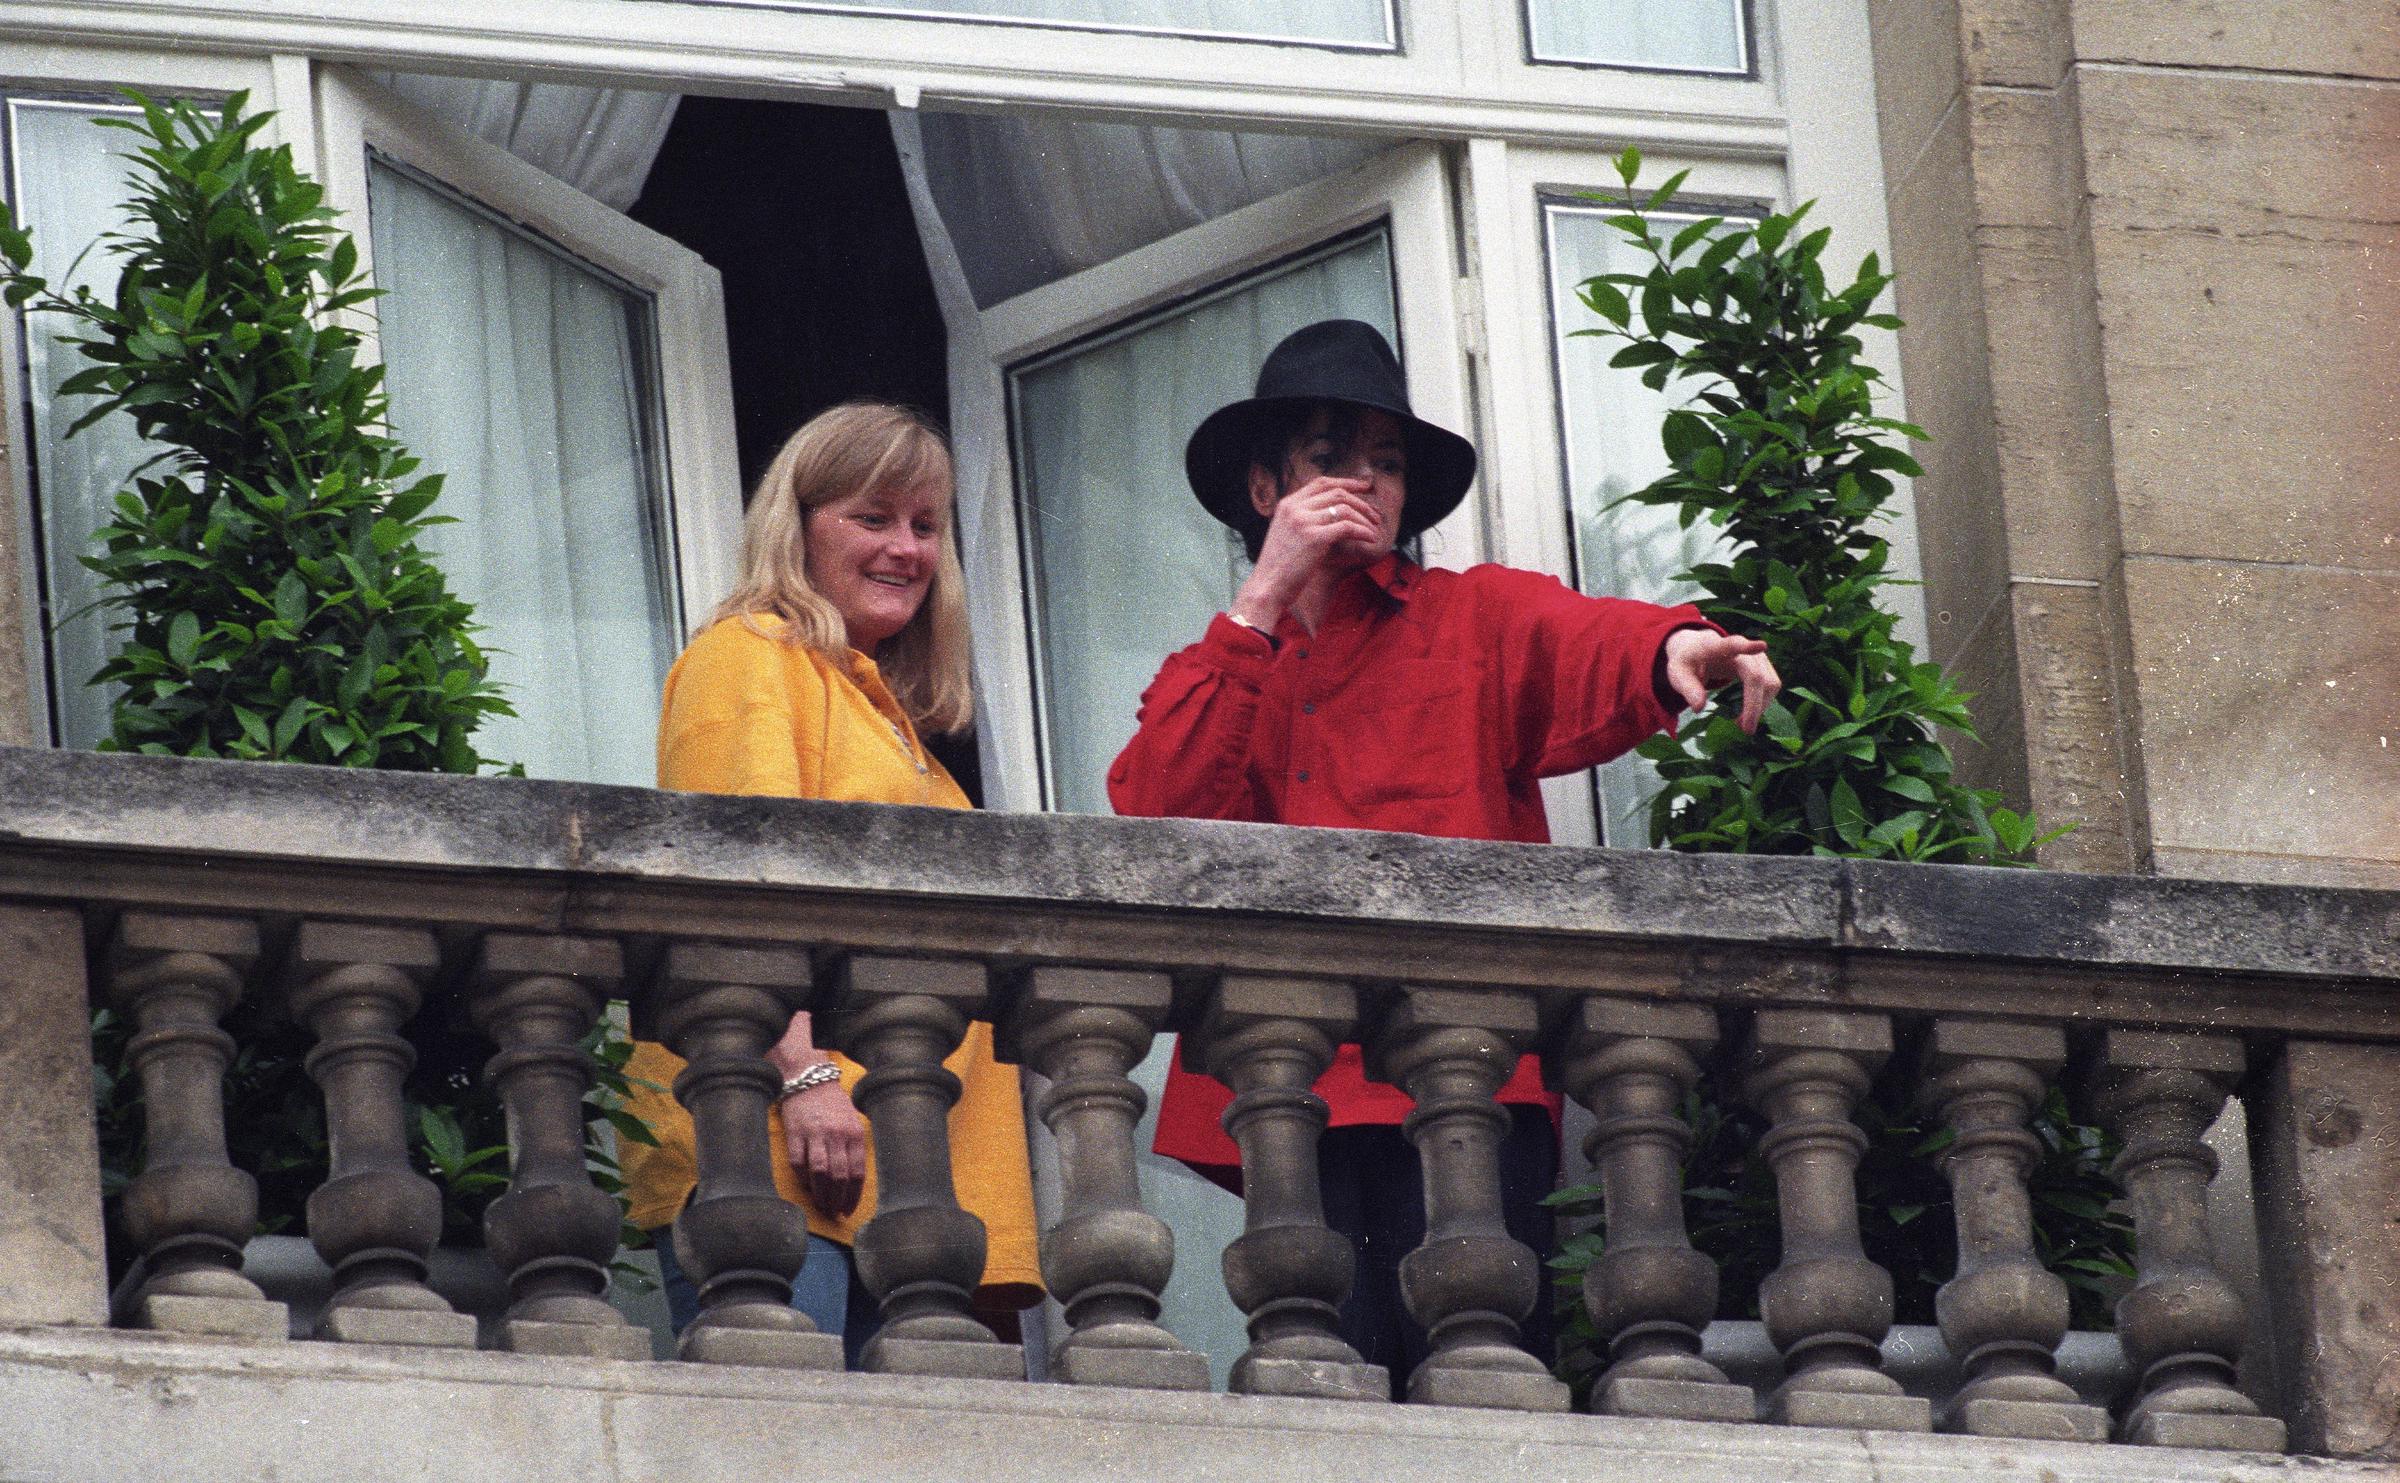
[0,1325,2373,1483]
[0,746,2394,1036]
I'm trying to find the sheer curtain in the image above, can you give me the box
[11,99,158,749]
[365,72,679,211]
[1526,0,1748,72]
[366,162,677,786]
[918,111,1383,307]
[1546,201,1732,844]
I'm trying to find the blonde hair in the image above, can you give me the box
[707,401,973,735]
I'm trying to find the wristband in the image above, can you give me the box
[776,1061,843,1099]
[1226,611,1278,649]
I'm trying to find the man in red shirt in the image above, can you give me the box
[1108,318,1778,1393]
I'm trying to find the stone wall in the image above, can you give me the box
[1866,1,2400,887]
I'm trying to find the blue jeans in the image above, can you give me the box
[652,1232,879,1368]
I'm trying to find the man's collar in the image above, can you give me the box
[1359,552,1422,603]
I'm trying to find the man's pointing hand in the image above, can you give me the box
[1663,628,1783,734]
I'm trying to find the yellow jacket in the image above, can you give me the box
[620,615,1043,1306]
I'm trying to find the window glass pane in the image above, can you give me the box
[367,158,678,787]
[10,98,156,748]
[1527,0,1747,73]
[683,0,1392,48]
[1545,200,1733,845]
[1011,228,1396,1385]
[1014,229,1394,816]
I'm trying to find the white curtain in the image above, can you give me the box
[702,0,1388,46]
[918,110,1384,307]
[1527,0,1747,72]
[366,72,679,211]
[11,99,157,749]
[1546,202,1732,844]
[366,161,676,786]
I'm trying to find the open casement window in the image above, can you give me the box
[941,142,1463,1383]
[1463,142,1924,846]
[962,142,1469,819]
[312,66,740,786]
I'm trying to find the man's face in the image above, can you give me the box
[1257,405,1409,566]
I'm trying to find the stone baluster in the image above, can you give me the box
[1739,1009,1930,1431]
[468,933,647,1360]
[1918,1019,2108,1441]
[2085,1030,2285,1451]
[653,941,842,1370]
[999,967,1207,1390]
[287,922,474,1347]
[1369,987,1569,1411]
[825,954,1023,1380]
[107,912,286,1341]
[1548,998,1752,1422]
[1195,974,1387,1401]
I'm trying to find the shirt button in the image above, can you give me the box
[1301,702,1316,715]
[1297,647,1311,659]
[1297,769,1311,782]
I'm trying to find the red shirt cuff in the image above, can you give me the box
[1197,612,1277,687]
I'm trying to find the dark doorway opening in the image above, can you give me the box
[629,95,979,798]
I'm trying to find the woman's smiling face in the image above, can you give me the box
[803,480,947,652]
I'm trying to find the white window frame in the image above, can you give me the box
[950,143,1468,814]
[310,62,744,628]
[4,0,1788,154]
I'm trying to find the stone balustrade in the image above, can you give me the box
[2,747,2396,1474]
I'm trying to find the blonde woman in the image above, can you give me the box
[620,402,1041,1359]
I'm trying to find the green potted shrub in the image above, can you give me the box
[1543,151,2125,1399]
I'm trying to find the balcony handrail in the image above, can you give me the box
[1,746,2394,1040]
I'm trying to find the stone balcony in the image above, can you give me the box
[0,745,2394,1482]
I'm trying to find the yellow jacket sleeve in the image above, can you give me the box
[656,618,823,797]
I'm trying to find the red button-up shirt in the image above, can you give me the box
[1108,556,1713,1172]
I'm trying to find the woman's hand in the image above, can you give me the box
[767,1010,866,1217]
[1231,475,1383,629]
[1663,628,1782,733]
[779,1077,867,1218]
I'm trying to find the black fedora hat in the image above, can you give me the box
[1184,319,1476,543]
